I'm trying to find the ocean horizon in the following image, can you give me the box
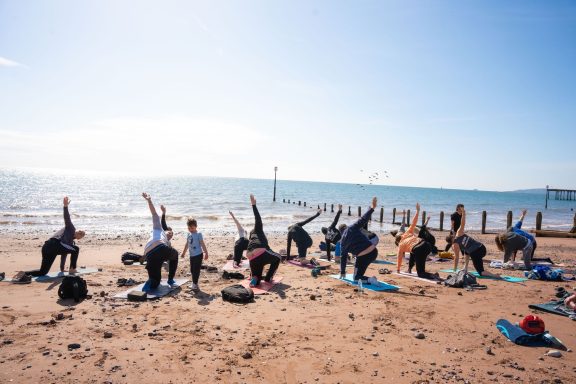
[0,168,574,237]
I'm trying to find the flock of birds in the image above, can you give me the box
[356,170,389,190]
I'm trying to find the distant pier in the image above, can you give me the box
[545,187,576,209]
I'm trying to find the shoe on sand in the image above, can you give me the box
[68,268,77,275]
[12,271,31,284]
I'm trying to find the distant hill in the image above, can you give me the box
[510,188,547,194]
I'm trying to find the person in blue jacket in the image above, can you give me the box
[338,197,379,283]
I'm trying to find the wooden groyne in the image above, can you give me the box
[281,199,576,235]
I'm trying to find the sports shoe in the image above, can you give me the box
[298,258,309,265]
[249,277,259,287]
[12,271,32,284]
[188,283,199,291]
[502,261,515,270]
[310,258,319,266]
[167,278,176,286]
[0,272,5,281]
[367,276,378,285]
[142,279,153,292]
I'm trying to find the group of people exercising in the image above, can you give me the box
[18,195,572,306]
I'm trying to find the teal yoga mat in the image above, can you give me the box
[373,259,395,265]
[329,274,399,291]
[440,269,527,283]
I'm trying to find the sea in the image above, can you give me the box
[0,169,574,237]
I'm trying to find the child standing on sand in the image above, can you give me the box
[181,218,209,291]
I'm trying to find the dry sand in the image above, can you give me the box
[0,229,575,384]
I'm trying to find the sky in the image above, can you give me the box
[1,0,575,191]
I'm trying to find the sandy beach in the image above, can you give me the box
[0,229,575,384]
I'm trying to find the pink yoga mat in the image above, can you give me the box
[240,277,283,294]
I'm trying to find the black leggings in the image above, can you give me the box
[145,244,179,289]
[409,241,435,279]
[26,238,79,277]
[233,238,249,264]
[189,255,203,284]
[249,250,281,285]
[354,248,378,281]
[468,245,487,274]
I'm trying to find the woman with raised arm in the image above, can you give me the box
[321,204,343,261]
[23,197,85,279]
[141,193,179,291]
[246,194,281,287]
[287,208,322,263]
[453,209,500,278]
[339,197,379,283]
[229,210,249,267]
[395,203,439,280]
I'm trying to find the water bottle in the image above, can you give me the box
[358,279,363,293]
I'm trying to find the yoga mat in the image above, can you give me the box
[0,267,103,283]
[528,300,576,317]
[328,274,399,291]
[240,277,283,295]
[440,269,527,283]
[114,278,188,299]
[393,272,441,284]
[373,259,395,265]
[222,260,250,271]
[496,319,567,350]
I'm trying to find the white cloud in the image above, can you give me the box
[0,56,23,67]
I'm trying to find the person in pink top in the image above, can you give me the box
[395,203,440,280]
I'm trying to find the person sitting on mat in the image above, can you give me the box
[181,217,208,292]
[229,210,249,268]
[287,208,322,264]
[24,197,85,277]
[452,208,500,278]
[321,204,343,261]
[495,230,533,270]
[339,197,379,283]
[395,203,439,280]
[445,204,464,252]
[247,194,281,287]
[141,193,179,291]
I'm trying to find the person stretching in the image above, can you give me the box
[339,197,379,283]
[445,204,464,252]
[452,209,500,278]
[229,211,249,267]
[495,230,533,270]
[160,204,174,247]
[287,209,322,263]
[141,193,179,291]
[247,194,281,287]
[25,197,85,277]
[395,203,439,280]
[321,204,343,261]
[510,209,553,264]
[181,217,208,291]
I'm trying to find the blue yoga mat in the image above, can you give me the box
[440,269,527,283]
[33,267,100,282]
[329,274,399,291]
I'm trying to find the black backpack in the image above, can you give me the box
[122,252,144,264]
[58,276,88,302]
[444,270,478,288]
[221,284,254,304]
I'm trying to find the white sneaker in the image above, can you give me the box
[367,276,379,285]
[189,283,199,291]
[502,262,515,270]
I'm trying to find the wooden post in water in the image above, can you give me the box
[304,202,306,207]
[299,201,302,206]
[536,212,542,231]
[392,208,397,224]
[348,206,351,216]
[506,211,512,228]
[358,206,361,217]
[571,212,576,233]
[439,211,444,231]
[287,199,290,203]
[422,211,427,226]
[406,209,411,225]
[324,203,327,212]
[482,211,487,234]
[331,204,334,213]
[380,207,384,223]
[317,204,320,209]
[283,199,285,203]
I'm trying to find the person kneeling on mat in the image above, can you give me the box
[141,193,179,291]
[287,208,321,264]
[247,194,281,287]
[321,204,343,261]
[339,197,379,284]
[229,210,249,268]
[452,209,500,278]
[25,197,85,277]
[395,203,439,280]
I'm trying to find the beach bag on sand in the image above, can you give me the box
[58,276,88,302]
[221,284,254,304]
[444,270,477,288]
[122,252,145,264]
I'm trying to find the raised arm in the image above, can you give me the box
[515,209,527,229]
[63,196,73,229]
[160,205,169,231]
[407,203,420,234]
[229,211,244,232]
[250,194,262,232]
[330,204,343,229]
[297,209,321,227]
[142,193,161,229]
[350,197,377,230]
[286,231,293,259]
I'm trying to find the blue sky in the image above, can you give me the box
[1,0,575,191]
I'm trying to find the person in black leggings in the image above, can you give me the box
[321,204,343,261]
[229,211,249,267]
[25,197,85,277]
[246,194,281,287]
[287,209,321,263]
